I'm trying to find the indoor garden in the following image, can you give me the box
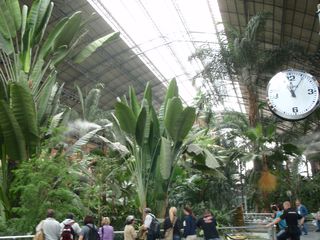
[0,0,320,240]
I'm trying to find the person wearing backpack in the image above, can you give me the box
[142,208,160,240]
[78,216,100,240]
[60,213,81,240]
[98,217,114,240]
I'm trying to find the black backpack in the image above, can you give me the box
[149,214,160,238]
[87,225,100,240]
[61,223,75,240]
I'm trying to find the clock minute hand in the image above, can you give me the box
[293,78,303,92]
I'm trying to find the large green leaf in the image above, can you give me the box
[26,0,50,45]
[114,102,136,135]
[158,137,172,180]
[36,71,56,124]
[21,28,32,73]
[129,86,140,118]
[159,79,179,134]
[38,17,68,59]
[73,32,120,63]
[0,32,12,54]
[135,107,147,146]
[143,82,152,105]
[34,1,53,44]
[0,100,26,161]
[7,0,21,32]
[10,83,39,145]
[0,0,16,39]
[164,79,179,105]
[20,5,27,50]
[164,97,183,140]
[175,107,196,141]
[54,11,82,49]
[204,149,219,169]
[148,106,160,156]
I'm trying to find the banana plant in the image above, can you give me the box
[114,79,219,216]
[0,0,119,220]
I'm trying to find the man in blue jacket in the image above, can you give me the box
[296,199,308,235]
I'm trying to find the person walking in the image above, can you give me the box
[183,206,197,240]
[197,209,220,240]
[36,209,61,240]
[124,215,137,240]
[99,217,114,240]
[270,205,287,238]
[163,207,181,240]
[60,213,81,239]
[266,201,304,240]
[295,199,308,235]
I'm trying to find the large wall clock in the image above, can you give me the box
[266,69,320,121]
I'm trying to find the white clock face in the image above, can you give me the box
[267,70,319,120]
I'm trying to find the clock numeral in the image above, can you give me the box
[287,75,295,81]
[274,93,278,99]
[308,89,315,95]
[292,107,298,113]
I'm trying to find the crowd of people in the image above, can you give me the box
[34,206,220,240]
[34,200,320,240]
[266,199,320,240]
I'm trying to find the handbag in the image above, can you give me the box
[164,217,177,240]
[33,221,44,240]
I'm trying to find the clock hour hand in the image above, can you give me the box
[290,89,296,97]
[287,82,296,97]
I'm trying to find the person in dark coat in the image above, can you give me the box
[266,201,304,240]
[197,209,220,240]
[183,206,197,240]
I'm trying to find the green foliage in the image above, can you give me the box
[74,153,139,229]
[9,153,82,234]
[113,79,204,216]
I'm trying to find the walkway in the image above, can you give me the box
[301,232,320,240]
[300,223,320,240]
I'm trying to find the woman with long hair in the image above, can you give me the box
[163,207,182,240]
[183,206,197,240]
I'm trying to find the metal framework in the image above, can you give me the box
[19,0,320,132]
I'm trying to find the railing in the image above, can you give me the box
[218,225,276,240]
[0,226,276,240]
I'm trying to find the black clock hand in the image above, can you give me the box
[290,89,296,97]
[287,82,296,97]
[293,78,303,92]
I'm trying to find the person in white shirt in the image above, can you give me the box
[36,209,61,240]
[142,208,157,240]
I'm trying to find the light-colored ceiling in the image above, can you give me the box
[20,0,320,130]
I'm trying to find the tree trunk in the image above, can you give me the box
[246,84,259,127]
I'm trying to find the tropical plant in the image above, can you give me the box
[9,151,82,234]
[191,12,300,127]
[0,0,119,221]
[113,79,219,216]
